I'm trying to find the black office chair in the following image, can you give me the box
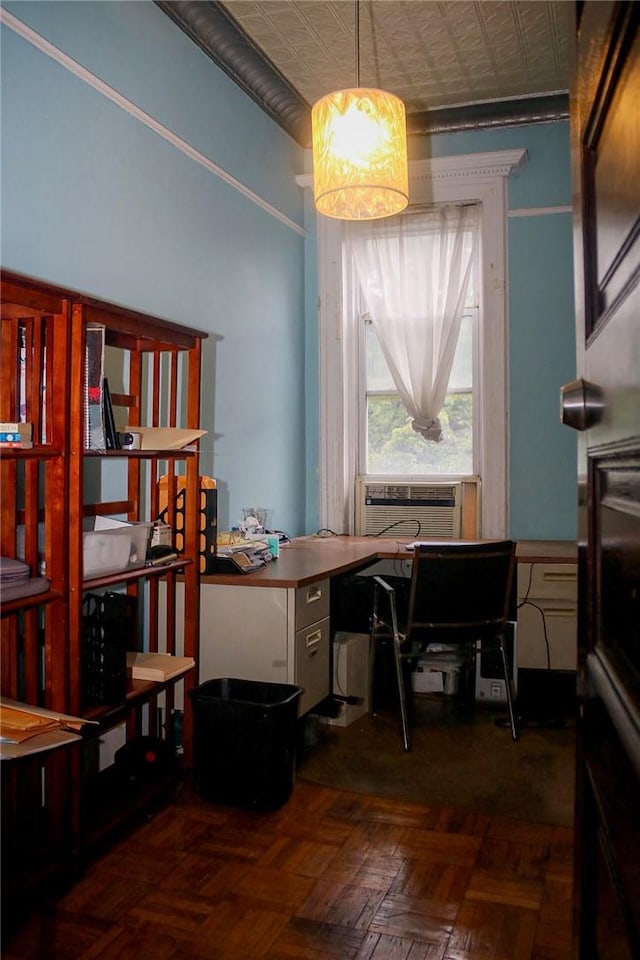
[370,539,518,751]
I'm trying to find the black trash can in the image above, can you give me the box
[190,678,303,811]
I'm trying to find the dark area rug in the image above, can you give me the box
[297,696,575,826]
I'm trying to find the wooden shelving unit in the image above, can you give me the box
[1,276,74,930]
[1,271,207,925]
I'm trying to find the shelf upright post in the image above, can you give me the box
[68,302,89,719]
[181,334,203,771]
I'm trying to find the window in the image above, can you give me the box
[363,310,476,476]
[355,208,479,476]
[310,149,526,537]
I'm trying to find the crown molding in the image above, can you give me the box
[409,149,528,183]
[296,149,528,192]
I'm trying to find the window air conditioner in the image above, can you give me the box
[355,478,478,538]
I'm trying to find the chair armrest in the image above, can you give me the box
[373,575,395,594]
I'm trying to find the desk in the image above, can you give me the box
[202,536,406,588]
[198,537,390,714]
[192,537,577,715]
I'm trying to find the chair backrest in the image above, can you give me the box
[406,540,516,645]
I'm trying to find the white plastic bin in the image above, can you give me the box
[83,518,153,578]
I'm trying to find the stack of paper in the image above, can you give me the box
[0,557,29,588]
[217,538,272,572]
[0,698,95,759]
[0,556,49,603]
[1,705,67,743]
[124,427,207,450]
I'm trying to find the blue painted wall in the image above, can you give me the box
[1,1,576,541]
[413,123,577,540]
[1,0,308,535]
[508,212,576,538]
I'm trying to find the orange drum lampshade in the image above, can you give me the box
[311,87,409,221]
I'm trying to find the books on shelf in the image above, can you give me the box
[0,422,33,449]
[0,422,32,435]
[102,378,120,450]
[84,324,106,449]
[126,651,195,682]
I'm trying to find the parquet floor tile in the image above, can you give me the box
[464,871,545,910]
[2,780,574,960]
[356,933,448,960]
[475,837,550,880]
[445,899,539,960]
[194,901,291,958]
[264,916,367,959]
[367,891,456,943]
[388,860,473,905]
[397,829,483,866]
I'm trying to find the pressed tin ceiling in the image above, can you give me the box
[157,1,572,146]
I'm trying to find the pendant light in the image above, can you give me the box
[311,1,408,221]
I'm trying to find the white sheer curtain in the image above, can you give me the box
[348,203,478,441]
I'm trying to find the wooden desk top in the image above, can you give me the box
[200,536,577,590]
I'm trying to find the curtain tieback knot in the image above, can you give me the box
[411,416,443,442]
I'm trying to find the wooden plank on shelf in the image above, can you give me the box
[126,652,195,682]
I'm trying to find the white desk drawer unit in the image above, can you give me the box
[294,579,330,713]
[516,562,578,671]
[295,579,329,629]
[196,578,331,716]
[295,616,331,715]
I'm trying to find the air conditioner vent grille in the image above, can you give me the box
[356,478,469,538]
[364,483,457,503]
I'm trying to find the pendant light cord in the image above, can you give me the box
[358,2,383,90]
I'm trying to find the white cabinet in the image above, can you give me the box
[516,562,577,670]
[197,579,331,716]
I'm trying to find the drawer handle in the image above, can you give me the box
[542,571,576,582]
[544,608,575,618]
[306,629,322,653]
[306,586,323,605]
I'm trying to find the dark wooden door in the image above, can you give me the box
[566,3,640,958]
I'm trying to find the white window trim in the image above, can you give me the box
[299,148,527,538]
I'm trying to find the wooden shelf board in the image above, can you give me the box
[83,448,198,459]
[82,673,192,724]
[0,588,63,616]
[82,557,193,591]
[0,446,63,460]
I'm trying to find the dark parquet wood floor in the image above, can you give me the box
[3,780,574,960]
